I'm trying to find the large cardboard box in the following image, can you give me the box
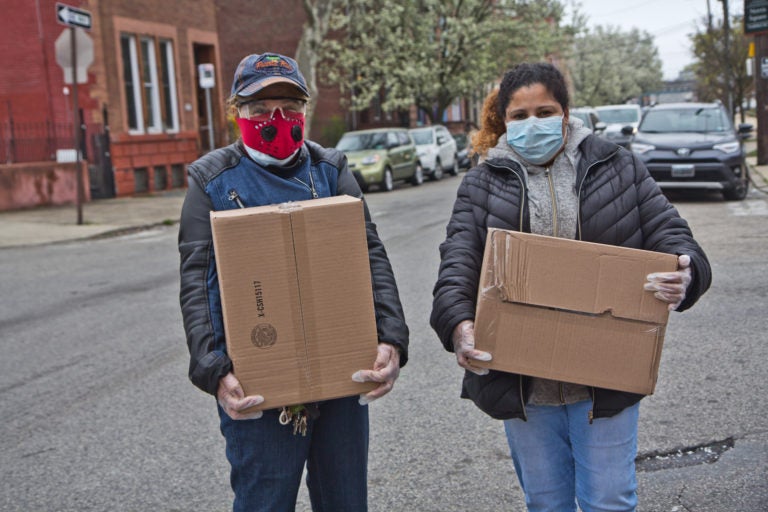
[474,229,679,395]
[210,195,378,411]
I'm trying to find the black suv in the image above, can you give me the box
[625,102,753,200]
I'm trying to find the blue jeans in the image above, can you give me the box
[503,400,639,512]
[218,396,369,512]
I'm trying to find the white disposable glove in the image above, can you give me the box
[645,254,693,311]
[452,320,492,375]
[352,342,401,405]
[216,372,265,420]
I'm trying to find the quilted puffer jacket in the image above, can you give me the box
[179,141,409,396]
[430,134,711,420]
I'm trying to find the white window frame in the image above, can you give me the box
[124,35,144,134]
[121,33,180,135]
[159,39,179,133]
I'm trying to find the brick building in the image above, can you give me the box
[0,1,476,207]
[0,0,224,201]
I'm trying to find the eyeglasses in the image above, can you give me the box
[237,99,306,121]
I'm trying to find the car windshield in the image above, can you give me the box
[410,130,434,145]
[639,107,730,133]
[596,108,639,124]
[336,132,389,151]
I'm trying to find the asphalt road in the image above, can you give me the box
[0,175,766,511]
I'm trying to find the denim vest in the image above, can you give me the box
[205,151,339,210]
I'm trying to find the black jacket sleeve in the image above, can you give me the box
[429,169,489,352]
[178,175,232,395]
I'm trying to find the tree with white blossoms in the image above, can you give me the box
[320,0,571,124]
[568,25,663,107]
[295,0,345,137]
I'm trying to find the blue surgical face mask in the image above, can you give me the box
[505,115,565,165]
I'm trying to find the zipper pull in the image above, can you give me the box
[588,408,594,424]
[228,189,245,209]
[308,171,319,198]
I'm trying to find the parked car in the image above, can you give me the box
[570,107,606,135]
[409,125,459,180]
[595,104,643,147]
[625,101,753,201]
[335,128,424,192]
[452,132,472,170]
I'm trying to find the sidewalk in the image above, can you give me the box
[1,163,767,250]
[0,190,186,248]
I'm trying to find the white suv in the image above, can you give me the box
[595,104,642,148]
[409,125,459,180]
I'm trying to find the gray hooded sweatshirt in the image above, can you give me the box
[486,117,594,406]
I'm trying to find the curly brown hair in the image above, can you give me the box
[470,88,506,159]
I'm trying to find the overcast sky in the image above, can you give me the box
[569,0,744,80]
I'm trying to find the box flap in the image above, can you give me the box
[482,229,678,324]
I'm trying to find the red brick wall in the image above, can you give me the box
[110,131,199,195]
[0,0,98,125]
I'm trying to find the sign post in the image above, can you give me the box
[198,63,216,152]
[55,3,92,224]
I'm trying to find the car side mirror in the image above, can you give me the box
[594,121,607,133]
[620,125,635,136]
[737,123,753,140]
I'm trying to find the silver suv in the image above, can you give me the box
[409,125,459,180]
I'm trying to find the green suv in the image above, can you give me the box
[335,128,424,192]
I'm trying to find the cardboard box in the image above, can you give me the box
[210,195,378,410]
[474,229,678,395]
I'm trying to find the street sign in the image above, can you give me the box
[54,28,93,84]
[198,63,215,89]
[745,0,768,34]
[56,2,92,30]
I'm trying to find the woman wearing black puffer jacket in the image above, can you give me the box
[430,63,711,512]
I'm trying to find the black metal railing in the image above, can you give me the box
[0,112,97,164]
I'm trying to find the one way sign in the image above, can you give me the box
[56,3,92,30]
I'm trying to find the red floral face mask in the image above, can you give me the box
[237,108,305,160]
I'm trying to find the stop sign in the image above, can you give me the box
[55,27,93,84]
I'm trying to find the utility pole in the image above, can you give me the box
[756,33,768,164]
[745,0,768,165]
[721,0,734,119]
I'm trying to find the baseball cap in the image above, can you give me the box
[231,53,309,99]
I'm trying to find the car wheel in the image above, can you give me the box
[723,171,749,201]
[448,156,459,176]
[431,159,443,181]
[380,167,394,192]
[411,162,424,186]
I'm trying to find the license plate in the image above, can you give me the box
[671,164,695,177]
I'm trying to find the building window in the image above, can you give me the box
[159,40,179,132]
[120,33,179,135]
